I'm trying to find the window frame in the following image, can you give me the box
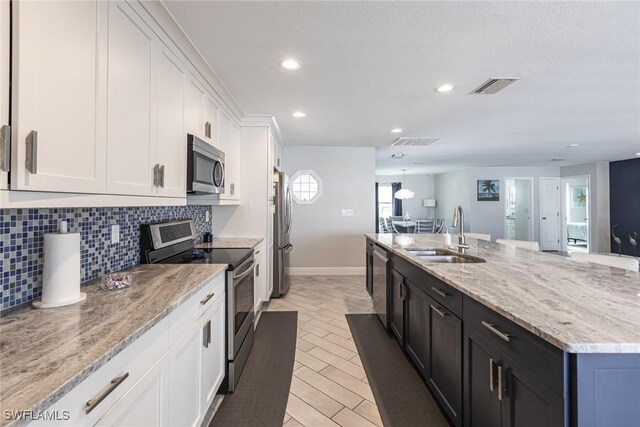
[290,170,323,205]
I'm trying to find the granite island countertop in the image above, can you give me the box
[195,237,263,249]
[366,233,640,353]
[0,263,227,426]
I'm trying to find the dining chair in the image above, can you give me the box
[465,232,491,242]
[569,252,639,272]
[495,239,540,251]
[433,218,445,234]
[378,217,392,233]
[414,219,436,234]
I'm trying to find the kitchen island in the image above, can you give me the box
[365,233,640,427]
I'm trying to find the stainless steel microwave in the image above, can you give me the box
[187,134,225,195]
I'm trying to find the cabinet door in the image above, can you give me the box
[95,354,169,427]
[185,73,207,140]
[11,0,107,193]
[389,269,405,345]
[168,319,202,427]
[428,303,463,426]
[205,96,219,146]
[201,296,226,414]
[220,120,240,200]
[404,281,429,376]
[0,0,9,190]
[501,355,564,427]
[154,44,186,197]
[254,244,266,311]
[464,326,502,427]
[365,244,373,298]
[106,1,154,196]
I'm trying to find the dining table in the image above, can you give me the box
[392,220,416,233]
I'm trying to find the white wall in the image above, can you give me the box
[560,162,610,253]
[284,146,376,272]
[376,174,435,219]
[434,167,560,242]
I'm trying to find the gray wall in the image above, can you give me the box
[284,146,376,269]
[376,174,436,219]
[434,167,560,242]
[560,161,611,253]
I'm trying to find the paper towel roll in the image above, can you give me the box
[33,232,86,309]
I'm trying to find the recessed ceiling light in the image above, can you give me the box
[636,152,640,156]
[292,111,306,118]
[551,159,566,162]
[390,128,403,133]
[566,144,580,148]
[280,58,302,70]
[435,84,455,93]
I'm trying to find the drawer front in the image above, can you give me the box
[427,275,462,318]
[463,296,566,395]
[170,271,226,345]
[28,317,170,426]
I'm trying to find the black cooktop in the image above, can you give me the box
[160,248,253,270]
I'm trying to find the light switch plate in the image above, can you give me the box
[341,209,354,217]
[111,224,120,244]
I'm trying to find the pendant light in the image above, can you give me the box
[394,169,415,200]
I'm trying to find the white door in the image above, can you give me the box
[540,177,561,251]
[106,1,155,196]
[0,0,9,189]
[200,296,225,414]
[154,44,186,197]
[11,0,108,193]
[185,73,207,140]
[168,320,202,427]
[95,354,169,427]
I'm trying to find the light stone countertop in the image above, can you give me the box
[366,233,640,353]
[195,237,264,249]
[0,263,227,425]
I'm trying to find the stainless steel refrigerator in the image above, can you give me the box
[272,171,293,297]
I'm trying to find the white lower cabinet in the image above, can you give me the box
[27,274,226,427]
[200,296,226,413]
[95,354,170,427]
[168,319,203,427]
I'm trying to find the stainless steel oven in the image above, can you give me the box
[226,255,255,392]
[187,134,225,195]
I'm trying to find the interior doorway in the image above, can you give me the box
[561,175,590,253]
[504,178,534,241]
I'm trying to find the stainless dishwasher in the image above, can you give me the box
[372,246,389,329]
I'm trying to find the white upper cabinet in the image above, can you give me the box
[11,0,108,193]
[106,1,155,196]
[0,0,9,190]
[205,95,220,147]
[185,73,207,141]
[219,120,240,201]
[154,45,186,197]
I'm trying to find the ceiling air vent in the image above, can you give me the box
[391,137,440,147]
[470,78,519,94]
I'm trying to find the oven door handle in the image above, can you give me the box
[233,261,255,280]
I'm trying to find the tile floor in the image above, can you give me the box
[266,275,383,427]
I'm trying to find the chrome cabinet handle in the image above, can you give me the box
[497,365,504,401]
[256,263,260,277]
[200,292,215,305]
[0,125,10,172]
[482,321,511,342]
[430,304,448,318]
[230,183,235,195]
[489,358,496,392]
[159,165,165,188]
[153,164,160,187]
[432,287,449,298]
[203,320,211,348]
[85,372,129,414]
[25,130,38,174]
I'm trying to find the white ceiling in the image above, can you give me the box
[165,1,640,175]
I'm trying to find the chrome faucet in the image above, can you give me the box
[452,205,470,254]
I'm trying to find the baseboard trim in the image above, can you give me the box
[286,267,366,276]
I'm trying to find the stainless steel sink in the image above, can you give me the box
[404,247,485,264]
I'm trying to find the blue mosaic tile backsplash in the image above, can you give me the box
[0,206,212,311]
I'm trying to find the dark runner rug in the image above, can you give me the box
[346,314,449,427]
[211,311,297,427]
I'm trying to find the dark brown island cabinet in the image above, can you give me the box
[365,238,640,427]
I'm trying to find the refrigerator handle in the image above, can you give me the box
[284,244,293,253]
[286,187,293,234]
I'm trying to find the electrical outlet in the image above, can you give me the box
[111,224,120,244]
[341,209,354,217]
[206,210,210,222]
